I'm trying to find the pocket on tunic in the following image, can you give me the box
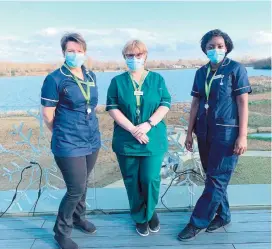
[215,118,239,142]
[61,80,86,109]
[55,112,85,147]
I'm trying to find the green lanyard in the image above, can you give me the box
[63,64,93,113]
[204,66,218,109]
[129,70,148,115]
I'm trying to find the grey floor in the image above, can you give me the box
[0,209,270,249]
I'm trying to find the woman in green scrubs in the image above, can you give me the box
[106,40,171,237]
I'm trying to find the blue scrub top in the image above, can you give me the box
[41,64,101,157]
[191,57,252,142]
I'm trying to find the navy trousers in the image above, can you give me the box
[190,138,238,229]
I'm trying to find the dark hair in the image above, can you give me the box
[60,33,87,54]
[200,29,234,54]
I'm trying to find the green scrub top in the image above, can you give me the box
[106,71,171,156]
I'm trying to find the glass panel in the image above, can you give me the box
[0,68,271,215]
[231,97,271,185]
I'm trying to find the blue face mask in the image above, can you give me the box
[65,52,86,68]
[126,57,145,71]
[207,49,226,64]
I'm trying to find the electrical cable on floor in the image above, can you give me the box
[28,161,43,216]
[160,169,205,212]
[0,161,43,218]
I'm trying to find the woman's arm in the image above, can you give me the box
[41,74,59,132]
[42,106,56,132]
[234,93,248,155]
[185,97,199,152]
[187,97,199,135]
[149,106,169,125]
[108,109,135,133]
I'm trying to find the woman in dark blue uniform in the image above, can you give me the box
[178,29,251,241]
[41,33,101,249]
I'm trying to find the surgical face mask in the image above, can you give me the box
[65,52,86,68]
[207,49,226,64]
[126,57,145,71]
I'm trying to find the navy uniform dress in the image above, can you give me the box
[41,64,101,238]
[41,64,101,157]
[190,57,252,228]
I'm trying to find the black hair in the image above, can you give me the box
[200,29,234,54]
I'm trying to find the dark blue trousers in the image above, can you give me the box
[190,138,238,229]
[53,151,99,237]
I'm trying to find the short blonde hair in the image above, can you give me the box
[60,32,87,53]
[122,40,148,58]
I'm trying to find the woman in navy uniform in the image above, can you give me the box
[41,33,101,249]
[178,29,251,241]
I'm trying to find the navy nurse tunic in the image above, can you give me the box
[41,64,101,157]
[192,57,252,143]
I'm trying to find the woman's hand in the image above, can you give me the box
[136,134,149,144]
[234,135,247,155]
[132,122,151,137]
[130,125,150,144]
[185,133,193,152]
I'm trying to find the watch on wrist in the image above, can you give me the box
[147,119,155,128]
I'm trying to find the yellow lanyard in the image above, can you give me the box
[204,66,218,109]
[129,70,148,114]
[63,64,94,114]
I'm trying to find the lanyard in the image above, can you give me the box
[204,66,218,109]
[64,64,94,114]
[129,70,148,110]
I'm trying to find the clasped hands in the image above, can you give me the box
[130,122,152,144]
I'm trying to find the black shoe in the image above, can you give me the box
[54,235,79,249]
[136,222,149,236]
[148,212,160,233]
[74,220,97,234]
[206,215,231,233]
[177,223,204,241]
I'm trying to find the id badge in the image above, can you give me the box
[134,90,143,96]
[86,104,92,114]
[89,81,95,87]
[213,74,224,80]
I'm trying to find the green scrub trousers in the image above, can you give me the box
[117,154,164,223]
